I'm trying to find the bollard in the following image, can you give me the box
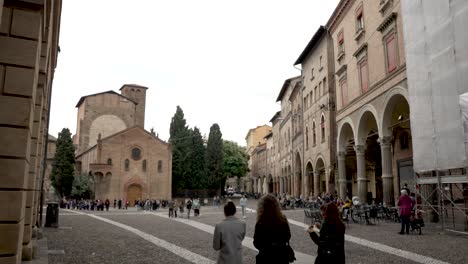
[45,202,59,228]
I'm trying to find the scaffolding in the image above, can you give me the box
[415,170,468,234]
[400,0,468,234]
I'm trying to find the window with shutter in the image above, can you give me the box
[386,33,397,73]
[340,79,348,106]
[360,59,369,93]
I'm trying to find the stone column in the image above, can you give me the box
[313,170,319,197]
[304,173,310,198]
[337,151,347,199]
[0,2,47,262]
[355,145,368,203]
[380,137,393,206]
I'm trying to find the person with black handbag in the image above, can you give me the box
[253,194,296,263]
[307,202,345,264]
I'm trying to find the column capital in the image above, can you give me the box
[337,151,346,159]
[354,144,366,154]
[379,136,392,148]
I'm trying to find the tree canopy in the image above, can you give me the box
[50,128,75,197]
[206,123,224,189]
[169,106,191,193]
[222,140,248,179]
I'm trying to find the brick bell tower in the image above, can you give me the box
[120,84,148,128]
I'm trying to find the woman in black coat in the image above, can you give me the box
[307,202,345,264]
[253,194,294,264]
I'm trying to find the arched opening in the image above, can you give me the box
[107,158,112,165]
[288,165,292,195]
[295,152,302,196]
[127,184,142,204]
[312,121,317,146]
[338,121,356,200]
[268,174,273,193]
[305,162,314,197]
[357,110,381,204]
[321,114,326,143]
[382,92,412,204]
[125,159,130,171]
[92,172,104,199]
[316,158,327,195]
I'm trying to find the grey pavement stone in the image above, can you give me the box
[45,214,193,264]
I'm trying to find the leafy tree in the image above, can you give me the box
[205,123,224,189]
[71,173,93,199]
[188,127,206,189]
[222,140,248,180]
[50,128,75,197]
[169,106,191,193]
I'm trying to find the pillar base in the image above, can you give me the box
[0,255,20,264]
[21,240,37,261]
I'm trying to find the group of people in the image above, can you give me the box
[61,198,112,211]
[167,198,200,218]
[212,194,345,264]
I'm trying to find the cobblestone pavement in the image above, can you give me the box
[43,199,468,264]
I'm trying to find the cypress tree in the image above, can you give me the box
[169,106,191,194]
[50,128,75,198]
[205,123,224,190]
[189,127,206,189]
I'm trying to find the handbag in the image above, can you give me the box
[286,241,296,263]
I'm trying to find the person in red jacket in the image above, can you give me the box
[397,189,415,234]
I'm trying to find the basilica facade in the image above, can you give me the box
[74,84,172,201]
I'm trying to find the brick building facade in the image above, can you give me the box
[74,85,172,202]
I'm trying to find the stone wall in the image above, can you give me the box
[75,93,136,154]
[0,1,62,263]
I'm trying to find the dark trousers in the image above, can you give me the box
[169,208,174,217]
[400,215,410,234]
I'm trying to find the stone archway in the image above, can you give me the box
[295,152,302,197]
[337,120,356,200]
[381,90,412,205]
[305,162,314,197]
[316,157,327,195]
[127,184,142,204]
[356,109,381,204]
[268,174,273,193]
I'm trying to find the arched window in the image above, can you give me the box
[157,160,162,173]
[107,158,112,165]
[312,121,316,146]
[142,160,147,172]
[125,159,129,171]
[321,115,326,142]
[305,126,309,149]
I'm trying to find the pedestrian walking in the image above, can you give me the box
[307,202,345,264]
[253,194,295,264]
[118,199,122,210]
[105,198,110,211]
[213,201,246,264]
[240,195,248,219]
[186,199,192,219]
[168,200,174,218]
[398,189,415,235]
[113,199,117,209]
[193,198,200,216]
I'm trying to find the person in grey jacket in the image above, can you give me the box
[213,201,246,264]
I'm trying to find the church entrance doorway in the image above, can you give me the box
[127,184,142,204]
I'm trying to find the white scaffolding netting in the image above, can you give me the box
[402,0,468,173]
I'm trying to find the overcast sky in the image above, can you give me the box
[49,0,339,146]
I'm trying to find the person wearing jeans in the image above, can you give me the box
[240,195,248,219]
